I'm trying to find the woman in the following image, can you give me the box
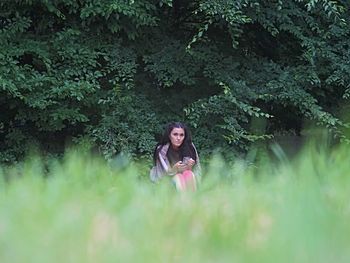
[150,122,200,190]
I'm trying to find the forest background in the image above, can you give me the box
[1,0,350,163]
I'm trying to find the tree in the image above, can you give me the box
[0,0,349,162]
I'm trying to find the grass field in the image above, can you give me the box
[0,143,349,263]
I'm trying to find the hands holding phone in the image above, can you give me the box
[173,157,195,173]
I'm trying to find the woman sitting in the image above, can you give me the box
[150,122,200,191]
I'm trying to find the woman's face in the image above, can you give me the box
[169,127,185,149]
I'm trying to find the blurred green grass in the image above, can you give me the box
[0,144,350,263]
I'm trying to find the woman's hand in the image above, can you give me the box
[173,161,186,173]
[186,158,195,169]
[173,159,195,173]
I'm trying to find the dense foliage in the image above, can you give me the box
[1,0,349,162]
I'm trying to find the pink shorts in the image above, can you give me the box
[172,170,197,191]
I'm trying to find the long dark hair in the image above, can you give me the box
[153,122,196,165]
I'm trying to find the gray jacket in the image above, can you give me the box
[150,143,201,182]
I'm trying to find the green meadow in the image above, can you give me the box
[0,143,349,263]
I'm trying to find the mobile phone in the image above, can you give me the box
[183,157,191,165]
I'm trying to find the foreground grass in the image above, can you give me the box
[0,144,350,263]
